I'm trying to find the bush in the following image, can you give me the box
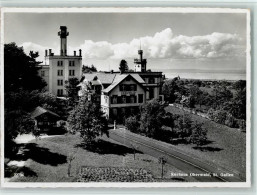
[212,110,227,124]
[189,122,208,146]
[208,108,240,128]
[236,119,246,131]
[125,116,140,133]
[225,113,238,128]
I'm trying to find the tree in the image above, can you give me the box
[5,110,35,142]
[4,42,46,92]
[125,116,140,133]
[119,59,128,74]
[189,86,203,108]
[5,89,65,144]
[139,99,166,138]
[233,80,246,91]
[213,86,233,109]
[162,77,187,103]
[162,112,175,131]
[189,122,208,146]
[82,64,97,73]
[176,114,193,138]
[65,77,80,106]
[67,95,108,145]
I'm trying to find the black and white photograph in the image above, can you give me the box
[1,7,251,187]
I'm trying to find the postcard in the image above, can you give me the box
[1,7,251,188]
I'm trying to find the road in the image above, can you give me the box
[109,128,244,182]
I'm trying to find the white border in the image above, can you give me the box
[0,7,251,188]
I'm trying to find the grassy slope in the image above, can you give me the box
[165,106,246,178]
[10,134,196,182]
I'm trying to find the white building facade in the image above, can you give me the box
[38,26,82,96]
[101,74,146,123]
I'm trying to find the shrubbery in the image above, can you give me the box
[207,108,239,128]
[125,99,208,146]
[125,116,140,133]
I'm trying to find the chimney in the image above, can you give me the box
[49,49,52,55]
[74,51,76,56]
[45,50,48,56]
[79,49,82,57]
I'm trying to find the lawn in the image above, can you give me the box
[5,133,196,182]
[165,106,246,179]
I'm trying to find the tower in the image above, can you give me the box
[134,46,147,72]
[58,26,69,56]
[43,26,82,96]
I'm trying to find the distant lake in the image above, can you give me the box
[153,69,246,80]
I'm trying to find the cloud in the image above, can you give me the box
[21,28,245,61]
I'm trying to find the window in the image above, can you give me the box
[57,79,63,86]
[57,61,63,66]
[121,108,126,114]
[57,70,63,76]
[138,94,143,103]
[69,70,75,76]
[130,84,137,91]
[41,71,45,77]
[112,95,117,104]
[120,84,126,91]
[122,96,126,103]
[149,78,155,84]
[57,89,63,96]
[149,88,155,99]
[69,61,75,66]
[130,95,135,103]
[112,108,117,116]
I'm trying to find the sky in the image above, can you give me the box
[4,11,248,79]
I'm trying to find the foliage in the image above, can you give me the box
[162,112,175,131]
[189,122,208,146]
[64,77,80,106]
[233,80,246,91]
[224,113,237,128]
[119,59,129,74]
[225,87,246,120]
[67,96,108,144]
[213,86,233,109]
[5,89,65,141]
[176,114,193,138]
[139,99,166,138]
[208,108,238,128]
[77,167,154,182]
[82,64,97,73]
[125,116,140,133]
[162,77,188,103]
[5,110,35,141]
[4,42,46,92]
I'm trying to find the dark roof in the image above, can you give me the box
[102,74,145,93]
[83,73,116,84]
[31,106,60,119]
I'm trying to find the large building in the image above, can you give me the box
[78,49,164,122]
[38,26,82,96]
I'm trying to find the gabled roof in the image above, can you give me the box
[102,74,145,94]
[82,73,116,84]
[31,106,60,119]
